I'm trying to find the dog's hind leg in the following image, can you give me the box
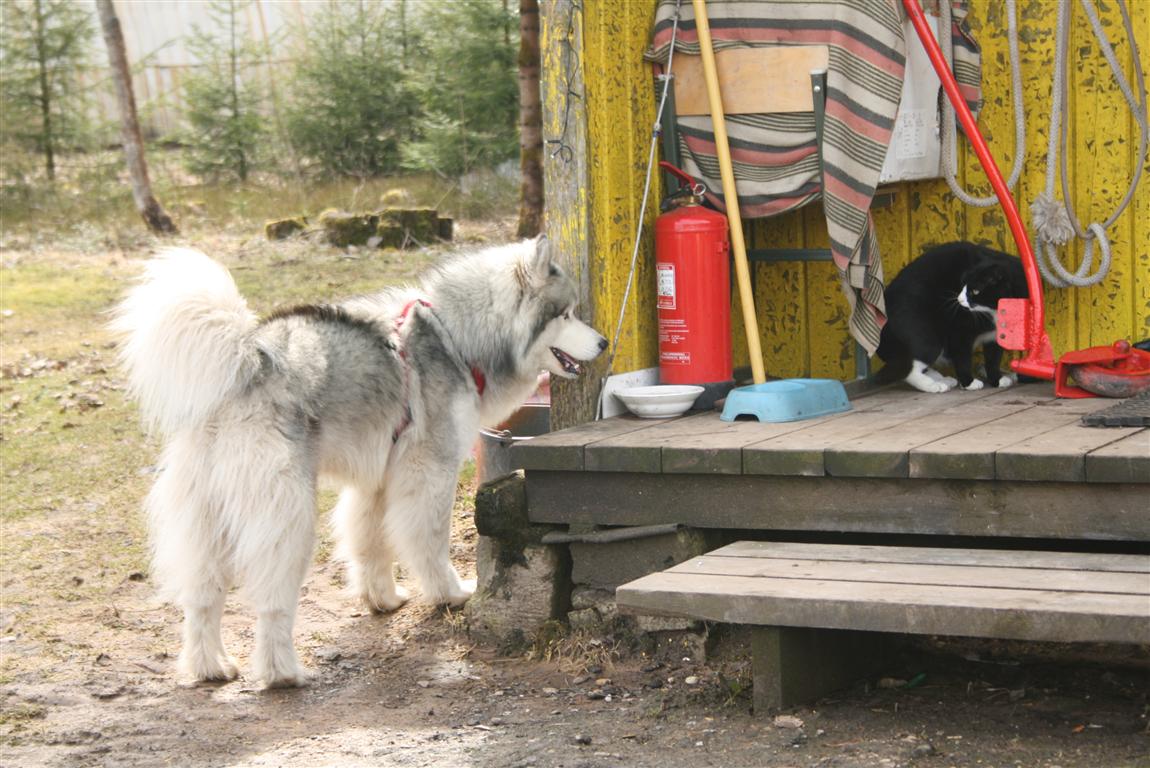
[382,465,474,607]
[147,437,238,684]
[230,444,316,688]
[332,485,410,613]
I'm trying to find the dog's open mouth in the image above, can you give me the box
[551,347,583,376]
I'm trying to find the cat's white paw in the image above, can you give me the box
[962,379,985,391]
[939,376,958,389]
[909,377,952,393]
[997,375,1016,388]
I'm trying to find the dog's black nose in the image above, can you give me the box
[598,336,609,351]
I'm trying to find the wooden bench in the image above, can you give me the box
[615,541,1150,712]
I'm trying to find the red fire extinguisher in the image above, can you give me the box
[655,162,732,386]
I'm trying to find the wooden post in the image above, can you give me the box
[752,626,887,712]
[690,0,766,384]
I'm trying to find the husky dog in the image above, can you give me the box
[112,238,607,687]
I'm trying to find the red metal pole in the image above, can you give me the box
[902,0,1055,379]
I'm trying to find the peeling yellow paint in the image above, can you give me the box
[568,0,1149,380]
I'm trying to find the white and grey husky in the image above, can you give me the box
[112,238,606,687]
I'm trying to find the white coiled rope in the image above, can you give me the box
[1030,0,1148,288]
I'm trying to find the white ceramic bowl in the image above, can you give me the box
[615,385,704,419]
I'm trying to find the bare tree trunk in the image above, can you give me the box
[95,0,177,234]
[516,0,543,238]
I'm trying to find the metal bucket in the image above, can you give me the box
[477,403,551,485]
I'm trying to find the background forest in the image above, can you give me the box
[0,0,527,239]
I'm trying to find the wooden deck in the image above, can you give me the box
[514,383,1150,542]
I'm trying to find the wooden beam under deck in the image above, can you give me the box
[524,471,1149,541]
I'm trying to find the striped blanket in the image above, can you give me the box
[647,0,982,355]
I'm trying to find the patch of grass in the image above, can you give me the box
[529,624,623,676]
[0,702,47,728]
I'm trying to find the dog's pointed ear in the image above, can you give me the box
[529,236,552,279]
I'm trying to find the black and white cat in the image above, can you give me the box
[876,242,1028,393]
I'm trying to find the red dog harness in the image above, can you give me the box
[392,299,486,442]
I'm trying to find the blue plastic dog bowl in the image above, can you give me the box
[719,378,851,423]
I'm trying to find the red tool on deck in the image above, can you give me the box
[902,0,1150,398]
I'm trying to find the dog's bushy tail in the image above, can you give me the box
[110,248,259,435]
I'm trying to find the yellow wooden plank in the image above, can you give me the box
[802,204,854,379]
[960,1,1013,253]
[1072,0,1135,349]
[1130,4,1149,345]
[584,1,632,375]
[750,212,808,378]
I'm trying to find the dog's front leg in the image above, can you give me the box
[383,465,474,606]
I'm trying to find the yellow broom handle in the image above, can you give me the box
[691,0,766,384]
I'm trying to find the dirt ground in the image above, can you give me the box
[2,233,1148,768]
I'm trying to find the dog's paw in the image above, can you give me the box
[177,652,240,685]
[257,656,312,689]
[444,578,476,607]
[366,584,411,614]
[262,666,312,690]
[962,379,985,391]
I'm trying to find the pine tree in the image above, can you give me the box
[402,0,518,176]
[181,0,267,183]
[284,0,408,178]
[0,0,95,181]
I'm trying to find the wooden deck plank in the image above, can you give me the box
[585,412,760,474]
[909,403,1089,480]
[996,421,1144,482]
[715,542,1150,573]
[824,394,1049,478]
[1085,430,1150,484]
[583,385,915,475]
[525,471,1150,540]
[512,414,661,471]
[616,571,1150,643]
[668,555,1150,595]
[742,388,1001,476]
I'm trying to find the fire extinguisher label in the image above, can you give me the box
[656,263,675,310]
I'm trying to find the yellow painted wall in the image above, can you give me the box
[575,0,1149,381]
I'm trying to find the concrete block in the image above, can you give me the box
[474,471,555,548]
[466,537,570,643]
[570,528,718,589]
